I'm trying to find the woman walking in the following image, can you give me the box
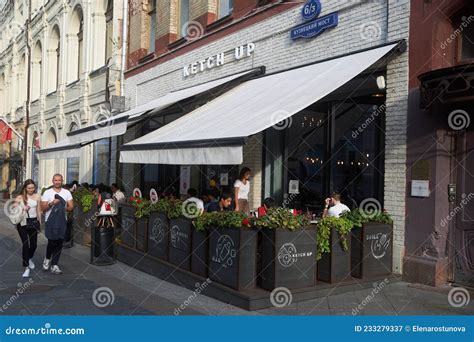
[234,167,251,214]
[15,179,42,278]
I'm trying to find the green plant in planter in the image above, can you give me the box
[214,211,250,228]
[193,211,219,232]
[130,197,152,219]
[167,199,184,220]
[150,198,173,215]
[255,207,309,230]
[317,216,354,260]
[72,187,96,213]
[341,208,393,227]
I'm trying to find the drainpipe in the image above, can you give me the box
[120,0,128,96]
[23,0,31,182]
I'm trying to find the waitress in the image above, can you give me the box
[234,167,251,214]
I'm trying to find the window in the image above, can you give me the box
[68,7,83,83]
[78,15,84,77]
[460,20,474,61]
[32,41,42,100]
[31,131,40,183]
[93,139,110,184]
[105,0,113,63]
[179,0,190,38]
[67,124,80,183]
[148,0,156,53]
[264,97,385,214]
[48,26,60,93]
[218,0,233,19]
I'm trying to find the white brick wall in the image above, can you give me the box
[124,0,410,273]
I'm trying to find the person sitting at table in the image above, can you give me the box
[207,192,233,213]
[257,197,276,217]
[322,192,350,217]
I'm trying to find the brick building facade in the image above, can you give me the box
[121,0,410,274]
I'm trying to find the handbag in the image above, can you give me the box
[8,201,26,225]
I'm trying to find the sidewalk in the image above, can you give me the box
[0,209,472,316]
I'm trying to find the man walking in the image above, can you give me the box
[41,174,74,274]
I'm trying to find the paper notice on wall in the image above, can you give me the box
[220,173,229,186]
[180,166,191,195]
[411,180,430,197]
[289,180,299,194]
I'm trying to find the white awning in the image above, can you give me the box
[36,138,82,160]
[120,43,399,165]
[35,70,256,159]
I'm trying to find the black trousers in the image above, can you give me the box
[17,223,38,267]
[46,239,64,266]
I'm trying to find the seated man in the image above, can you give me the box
[322,192,350,217]
[207,192,233,213]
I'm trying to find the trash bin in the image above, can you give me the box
[90,216,116,266]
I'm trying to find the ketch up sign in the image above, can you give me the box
[290,0,338,40]
[183,43,255,78]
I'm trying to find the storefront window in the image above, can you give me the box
[93,138,110,184]
[284,104,328,212]
[330,99,385,207]
[264,97,385,214]
[31,131,40,183]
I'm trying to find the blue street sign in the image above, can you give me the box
[290,12,339,40]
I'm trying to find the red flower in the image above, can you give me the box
[136,199,142,204]
[242,218,250,226]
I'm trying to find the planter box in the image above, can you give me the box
[351,222,393,278]
[119,205,137,249]
[136,218,148,252]
[191,230,209,277]
[72,206,84,245]
[317,227,351,283]
[208,227,257,291]
[168,218,193,270]
[147,213,170,260]
[73,204,96,246]
[261,226,317,291]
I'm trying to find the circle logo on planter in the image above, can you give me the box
[367,233,391,259]
[150,218,165,244]
[278,243,298,267]
[212,235,237,268]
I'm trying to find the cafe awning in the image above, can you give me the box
[120,43,399,165]
[36,138,82,160]
[35,69,257,160]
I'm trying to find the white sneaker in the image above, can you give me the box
[42,258,51,271]
[50,265,63,275]
[22,267,30,278]
[28,259,35,270]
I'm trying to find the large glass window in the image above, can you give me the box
[330,99,385,207]
[264,97,385,214]
[93,139,110,184]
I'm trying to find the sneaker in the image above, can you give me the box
[50,265,63,275]
[42,258,51,271]
[22,267,30,278]
[28,259,35,270]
